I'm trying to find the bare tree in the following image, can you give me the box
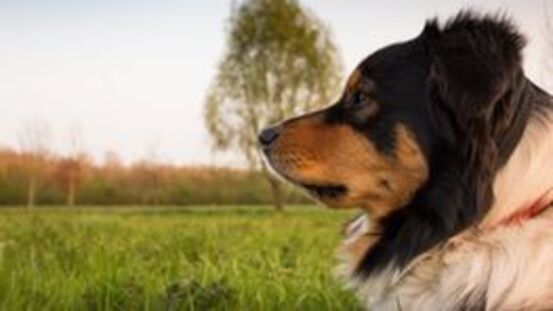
[103,151,124,171]
[59,124,86,207]
[18,119,51,208]
[134,137,164,205]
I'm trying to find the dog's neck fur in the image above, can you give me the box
[483,107,553,227]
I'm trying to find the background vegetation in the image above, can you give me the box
[0,148,309,207]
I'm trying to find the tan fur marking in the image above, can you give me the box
[268,111,428,217]
[346,69,362,94]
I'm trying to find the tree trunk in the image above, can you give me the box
[27,175,35,209]
[259,160,284,211]
[67,178,75,207]
[266,173,284,211]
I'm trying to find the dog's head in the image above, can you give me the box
[261,12,525,217]
[261,12,531,275]
[259,64,430,217]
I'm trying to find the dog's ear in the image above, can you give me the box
[421,14,526,205]
[422,13,525,128]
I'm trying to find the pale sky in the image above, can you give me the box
[0,0,550,166]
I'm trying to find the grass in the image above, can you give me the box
[0,206,361,310]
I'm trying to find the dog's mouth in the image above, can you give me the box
[263,152,348,201]
[301,183,348,200]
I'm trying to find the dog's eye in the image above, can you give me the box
[352,91,369,105]
[345,92,379,126]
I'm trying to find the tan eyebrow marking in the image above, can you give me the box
[360,79,376,93]
[346,69,362,93]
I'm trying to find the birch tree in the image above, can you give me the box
[205,0,342,210]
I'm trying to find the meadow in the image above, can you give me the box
[0,206,361,310]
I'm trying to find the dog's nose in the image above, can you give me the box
[258,126,281,147]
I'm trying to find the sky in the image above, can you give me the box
[0,0,551,166]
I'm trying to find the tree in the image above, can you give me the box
[204,0,343,210]
[18,119,51,208]
[133,137,165,205]
[52,124,88,207]
[59,124,86,207]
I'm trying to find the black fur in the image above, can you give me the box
[337,12,542,277]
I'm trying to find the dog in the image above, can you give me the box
[259,11,553,310]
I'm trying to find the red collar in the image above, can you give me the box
[496,189,553,227]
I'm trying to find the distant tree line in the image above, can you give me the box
[0,147,309,207]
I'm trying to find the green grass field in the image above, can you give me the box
[0,206,361,310]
